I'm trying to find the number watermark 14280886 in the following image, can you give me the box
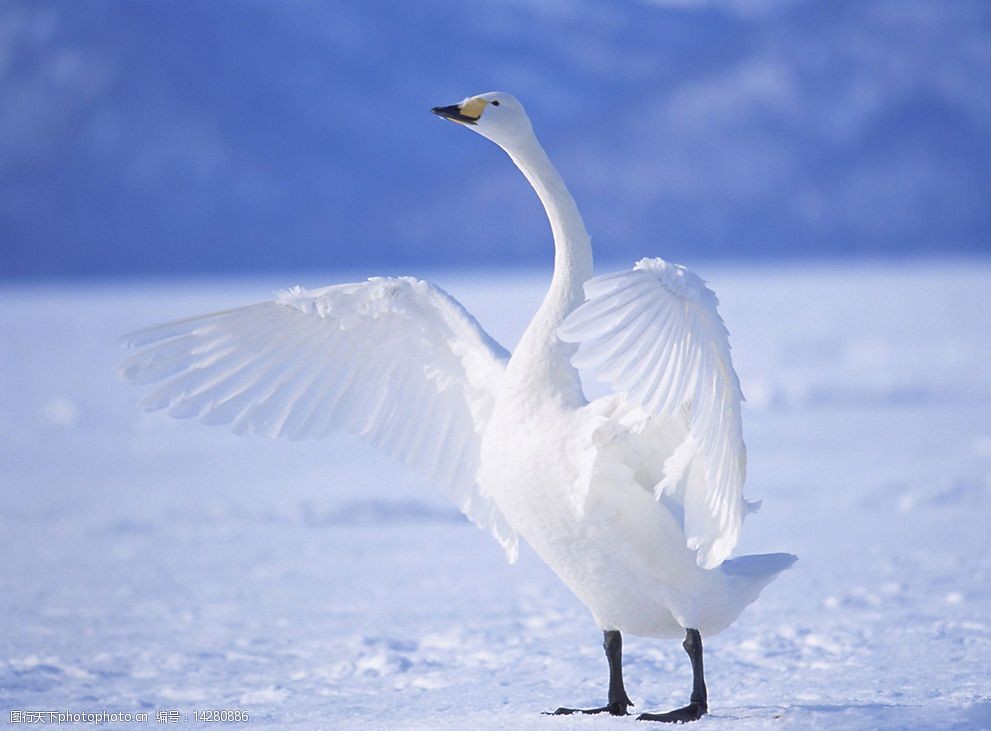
[9,709,250,724]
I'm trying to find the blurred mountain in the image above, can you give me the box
[1,0,989,278]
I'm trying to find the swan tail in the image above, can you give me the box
[722,551,798,579]
[719,552,797,615]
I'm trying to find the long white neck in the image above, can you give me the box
[501,130,593,406]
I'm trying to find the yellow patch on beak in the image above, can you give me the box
[459,97,489,121]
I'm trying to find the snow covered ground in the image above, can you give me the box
[2,261,990,730]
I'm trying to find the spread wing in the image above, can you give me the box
[119,276,518,558]
[559,258,749,569]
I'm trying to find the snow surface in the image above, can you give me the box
[2,262,991,730]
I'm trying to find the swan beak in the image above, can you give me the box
[431,99,486,125]
[431,104,477,125]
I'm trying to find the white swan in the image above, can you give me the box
[120,91,795,722]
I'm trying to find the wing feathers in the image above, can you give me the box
[121,277,516,557]
[560,258,747,568]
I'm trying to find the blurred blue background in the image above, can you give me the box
[1,0,989,280]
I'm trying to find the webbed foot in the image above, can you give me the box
[547,700,632,716]
[637,701,707,723]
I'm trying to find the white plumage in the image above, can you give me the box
[120,276,518,557]
[559,257,754,569]
[121,90,794,718]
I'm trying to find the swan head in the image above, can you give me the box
[432,92,534,149]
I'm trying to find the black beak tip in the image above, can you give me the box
[431,104,475,124]
[432,104,458,118]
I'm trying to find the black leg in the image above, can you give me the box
[605,629,634,710]
[637,628,708,723]
[549,630,634,716]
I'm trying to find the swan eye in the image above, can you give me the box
[491,100,500,107]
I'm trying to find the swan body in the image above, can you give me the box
[121,91,795,719]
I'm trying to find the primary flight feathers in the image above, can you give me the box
[559,258,750,569]
[119,276,518,558]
